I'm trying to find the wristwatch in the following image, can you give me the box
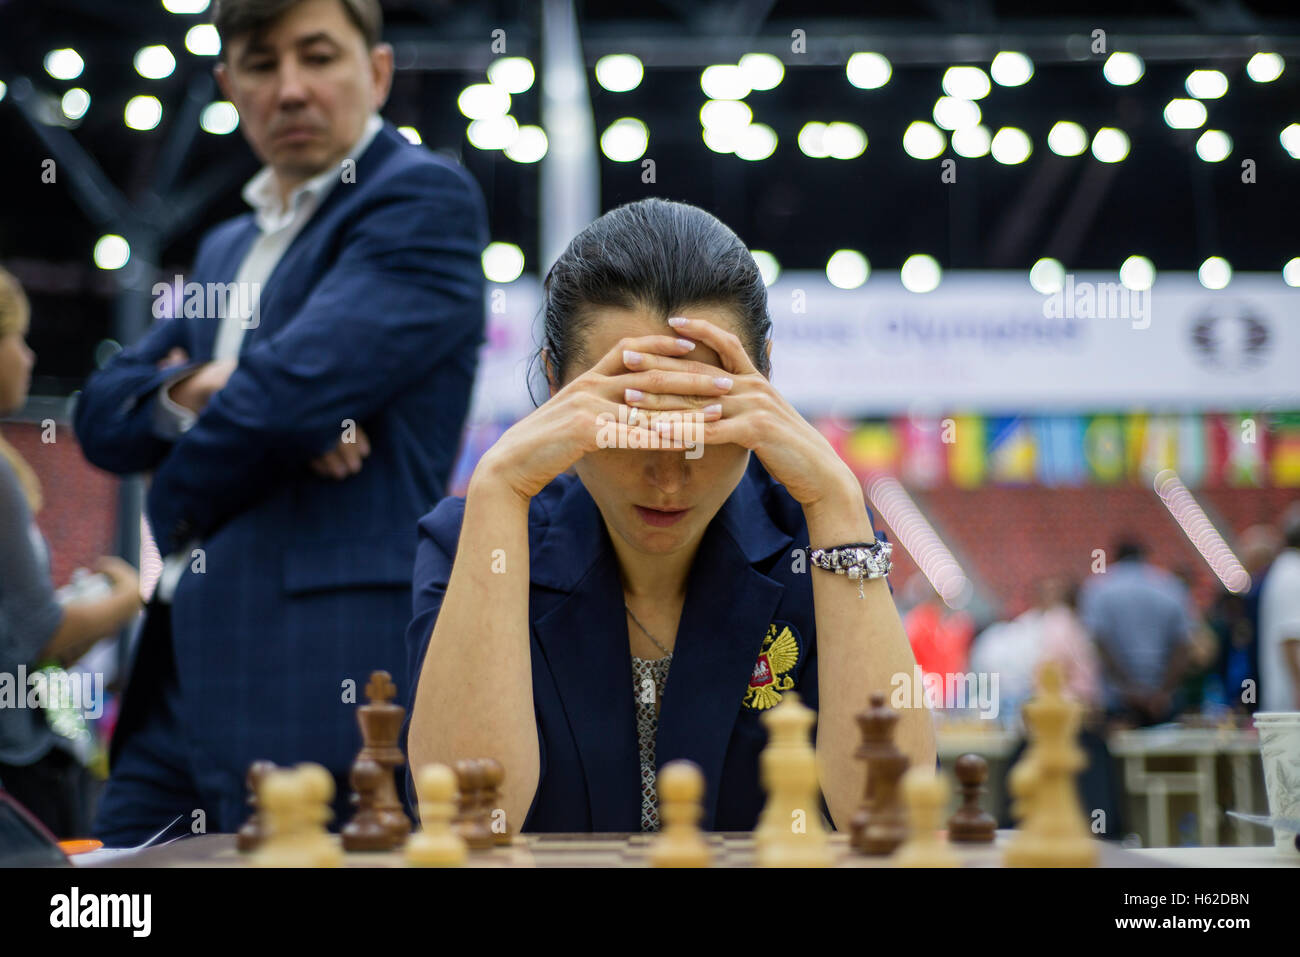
[809,539,893,597]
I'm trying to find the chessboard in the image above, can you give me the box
[83,830,1169,868]
[83,663,1277,871]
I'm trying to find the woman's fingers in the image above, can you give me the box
[591,400,676,449]
[623,389,725,414]
[653,414,753,449]
[618,402,724,431]
[619,349,732,381]
[618,368,734,400]
[589,334,696,376]
[666,316,758,376]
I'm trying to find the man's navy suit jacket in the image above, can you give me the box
[74,123,488,829]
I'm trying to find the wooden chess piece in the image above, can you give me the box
[454,758,495,849]
[253,768,312,867]
[480,757,511,846]
[296,763,342,867]
[893,769,961,867]
[649,760,711,868]
[947,753,997,843]
[341,756,392,851]
[849,692,910,855]
[406,764,468,867]
[453,758,477,832]
[1007,745,1041,827]
[236,759,277,852]
[755,692,833,868]
[1006,692,1045,830]
[354,670,411,846]
[1003,662,1098,868]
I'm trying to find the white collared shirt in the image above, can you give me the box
[153,114,385,602]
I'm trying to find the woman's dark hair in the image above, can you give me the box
[530,198,771,403]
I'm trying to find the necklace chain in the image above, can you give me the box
[624,603,672,658]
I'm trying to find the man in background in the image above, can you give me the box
[1258,506,1300,712]
[1235,523,1284,708]
[73,0,487,844]
[1079,540,1193,728]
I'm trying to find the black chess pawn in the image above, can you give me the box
[236,760,277,853]
[454,759,495,850]
[342,756,395,851]
[947,753,997,843]
[480,757,511,846]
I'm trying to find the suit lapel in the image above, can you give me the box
[655,517,787,829]
[234,125,405,352]
[533,553,642,830]
[187,220,258,360]
[530,479,640,830]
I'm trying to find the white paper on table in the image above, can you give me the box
[1226,809,1300,833]
[69,815,186,866]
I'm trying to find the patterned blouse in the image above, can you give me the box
[630,653,673,832]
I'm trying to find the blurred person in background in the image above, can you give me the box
[1030,578,1101,723]
[1209,589,1254,717]
[1258,504,1300,712]
[968,609,1038,724]
[967,577,1100,726]
[1237,523,1284,708]
[0,266,141,837]
[985,576,1123,834]
[901,575,974,691]
[1078,539,1193,729]
[1170,565,1222,717]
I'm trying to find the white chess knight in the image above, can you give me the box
[755,692,833,867]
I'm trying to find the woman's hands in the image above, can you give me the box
[646,316,862,513]
[473,315,863,514]
[472,334,733,501]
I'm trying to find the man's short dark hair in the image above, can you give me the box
[1282,503,1300,550]
[213,0,383,54]
[1115,539,1145,562]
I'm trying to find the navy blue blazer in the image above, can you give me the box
[74,123,488,829]
[404,456,879,832]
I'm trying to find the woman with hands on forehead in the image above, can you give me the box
[406,198,934,834]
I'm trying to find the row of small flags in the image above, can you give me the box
[447,411,1300,495]
[819,412,1300,488]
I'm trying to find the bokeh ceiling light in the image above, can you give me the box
[594,54,643,92]
[1103,52,1145,85]
[991,51,1034,86]
[942,65,991,100]
[846,52,892,89]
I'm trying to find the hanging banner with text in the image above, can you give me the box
[466,272,1300,422]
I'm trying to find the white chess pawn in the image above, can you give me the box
[253,770,310,868]
[296,763,342,868]
[893,769,961,868]
[406,764,468,867]
[649,760,711,868]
